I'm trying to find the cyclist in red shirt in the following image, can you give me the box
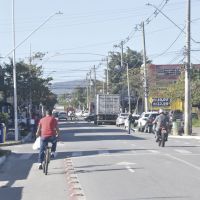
[36,109,60,169]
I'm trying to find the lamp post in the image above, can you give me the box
[12,0,18,141]
[11,7,62,141]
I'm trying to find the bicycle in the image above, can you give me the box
[42,142,52,175]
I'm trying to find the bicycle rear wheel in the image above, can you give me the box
[44,148,50,175]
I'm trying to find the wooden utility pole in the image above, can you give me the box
[184,0,191,135]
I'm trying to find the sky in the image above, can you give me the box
[0,0,200,83]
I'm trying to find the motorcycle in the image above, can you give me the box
[158,126,168,147]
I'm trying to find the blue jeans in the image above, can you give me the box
[38,136,57,163]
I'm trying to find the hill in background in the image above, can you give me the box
[51,80,87,95]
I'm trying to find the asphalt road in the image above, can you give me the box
[1,120,200,200]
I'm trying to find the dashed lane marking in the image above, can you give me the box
[126,166,135,173]
[147,150,160,154]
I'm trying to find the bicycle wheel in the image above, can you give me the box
[44,149,50,175]
[42,149,47,174]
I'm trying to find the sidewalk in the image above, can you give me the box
[0,131,32,147]
[169,126,200,139]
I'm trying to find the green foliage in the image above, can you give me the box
[1,54,57,111]
[108,47,150,98]
[164,68,200,107]
[0,112,9,125]
[192,119,200,127]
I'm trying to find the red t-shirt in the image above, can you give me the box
[39,116,58,137]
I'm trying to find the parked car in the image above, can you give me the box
[143,113,159,133]
[137,111,158,132]
[84,114,95,122]
[82,111,90,117]
[116,113,129,127]
[124,114,140,129]
[58,111,68,121]
[75,110,83,117]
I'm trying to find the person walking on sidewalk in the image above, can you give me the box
[36,109,60,169]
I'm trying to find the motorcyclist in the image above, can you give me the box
[153,109,169,142]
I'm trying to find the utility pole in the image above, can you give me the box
[120,41,124,70]
[89,70,92,113]
[86,73,89,110]
[126,63,131,113]
[120,41,124,112]
[29,44,32,120]
[142,21,149,112]
[106,57,109,94]
[184,0,191,135]
[93,65,97,98]
[12,0,19,141]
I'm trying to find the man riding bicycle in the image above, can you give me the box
[36,109,60,169]
[153,109,169,142]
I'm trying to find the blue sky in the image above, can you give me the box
[0,0,200,83]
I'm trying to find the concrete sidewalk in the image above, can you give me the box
[169,127,200,139]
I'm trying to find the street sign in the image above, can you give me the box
[152,98,170,107]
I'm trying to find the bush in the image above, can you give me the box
[0,112,9,125]
[192,119,200,127]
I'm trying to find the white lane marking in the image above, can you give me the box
[12,180,26,187]
[147,150,160,154]
[165,154,200,171]
[72,152,82,157]
[57,142,65,146]
[98,150,109,154]
[183,142,190,145]
[174,149,192,154]
[117,162,136,166]
[131,144,136,146]
[116,162,136,173]
[126,166,135,173]
[0,181,9,187]
[19,154,32,160]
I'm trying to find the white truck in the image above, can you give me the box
[94,94,120,125]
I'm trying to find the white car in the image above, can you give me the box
[82,111,90,117]
[116,113,129,127]
[75,110,83,117]
[137,111,158,132]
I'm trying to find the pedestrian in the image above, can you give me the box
[128,112,135,134]
[35,109,60,169]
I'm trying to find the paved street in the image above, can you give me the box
[1,120,200,200]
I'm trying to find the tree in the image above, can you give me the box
[163,67,200,107]
[1,55,57,113]
[108,47,151,111]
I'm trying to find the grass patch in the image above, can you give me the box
[192,119,200,127]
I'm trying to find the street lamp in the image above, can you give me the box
[11,6,62,141]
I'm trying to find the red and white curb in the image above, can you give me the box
[65,157,86,200]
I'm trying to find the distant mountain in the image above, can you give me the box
[51,80,87,95]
